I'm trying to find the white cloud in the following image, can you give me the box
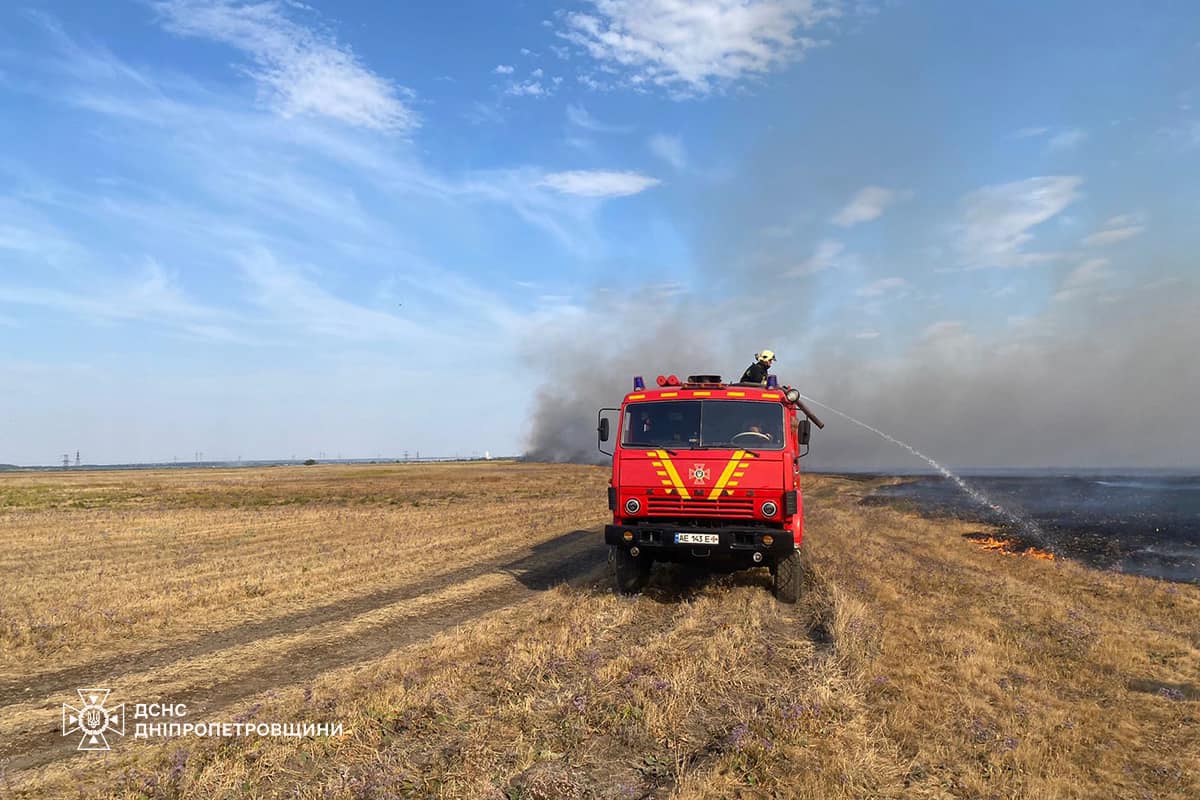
[1082,214,1146,247]
[1016,126,1049,138]
[958,176,1083,268]
[855,329,880,340]
[1054,257,1113,301]
[493,64,515,74]
[856,277,909,297]
[558,0,837,94]
[784,239,844,277]
[1048,128,1087,150]
[832,186,898,227]
[922,320,966,340]
[153,0,417,131]
[239,248,428,342]
[1082,225,1144,247]
[648,133,686,169]
[0,258,240,341]
[505,80,548,97]
[538,170,661,197]
[566,103,632,132]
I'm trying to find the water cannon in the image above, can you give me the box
[776,385,825,428]
[655,374,682,386]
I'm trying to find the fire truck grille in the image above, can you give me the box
[646,496,756,518]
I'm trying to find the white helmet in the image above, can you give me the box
[756,349,776,364]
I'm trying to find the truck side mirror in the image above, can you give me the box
[598,417,610,442]
[798,419,811,446]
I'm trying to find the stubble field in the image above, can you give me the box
[0,463,1196,799]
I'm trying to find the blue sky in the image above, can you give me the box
[1,1,1197,467]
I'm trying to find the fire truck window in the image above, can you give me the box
[700,401,785,449]
[622,402,701,447]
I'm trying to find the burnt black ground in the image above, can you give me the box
[860,471,1200,584]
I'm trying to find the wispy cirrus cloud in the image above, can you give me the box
[832,185,900,227]
[957,176,1083,268]
[856,276,909,297]
[152,0,418,131]
[1048,128,1087,150]
[784,238,844,277]
[1082,214,1146,247]
[1014,125,1087,151]
[566,103,633,133]
[538,170,661,197]
[1054,257,1113,302]
[558,0,841,94]
[238,248,426,343]
[0,258,242,341]
[648,133,686,169]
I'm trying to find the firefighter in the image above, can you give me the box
[740,349,776,384]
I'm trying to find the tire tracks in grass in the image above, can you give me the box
[0,528,600,705]
[0,528,609,777]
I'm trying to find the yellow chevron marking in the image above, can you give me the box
[664,487,674,495]
[708,450,745,500]
[645,451,658,457]
[650,461,662,467]
[727,391,746,397]
[733,471,745,478]
[727,481,739,487]
[656,472,668,478]
[725,489,734,496]
[656,450,691,499]
[661,480,673,486]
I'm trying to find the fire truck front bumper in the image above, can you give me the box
[604,523,794,562]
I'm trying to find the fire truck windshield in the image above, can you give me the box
[622,400,785,450]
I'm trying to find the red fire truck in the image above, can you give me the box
[597,373,823,602]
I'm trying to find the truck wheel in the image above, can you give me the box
[773,548,805,604]
[610,546,651,595]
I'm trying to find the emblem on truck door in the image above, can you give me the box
[690,464,711,484]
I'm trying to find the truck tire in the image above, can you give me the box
[773,548,805,604]
[610,546,651,595]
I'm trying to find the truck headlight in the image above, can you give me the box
[761,501,778,517]
[625,498,641,514]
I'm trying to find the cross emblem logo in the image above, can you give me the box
[690,464,711,484]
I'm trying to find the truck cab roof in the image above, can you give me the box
[623,384,787,404]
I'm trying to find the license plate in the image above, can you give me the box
[675,532,719,545]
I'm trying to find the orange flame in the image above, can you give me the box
[969,535,1055,561]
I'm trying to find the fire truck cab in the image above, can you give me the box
[597,373,823,602]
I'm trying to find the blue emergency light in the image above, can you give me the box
[766,375,779,389]
[633,376,645,391]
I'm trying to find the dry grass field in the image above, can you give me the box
[0,463,1196,799]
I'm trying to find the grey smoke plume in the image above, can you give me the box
[524,280,1199,470]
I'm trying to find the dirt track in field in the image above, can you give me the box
[0,525,608,776]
